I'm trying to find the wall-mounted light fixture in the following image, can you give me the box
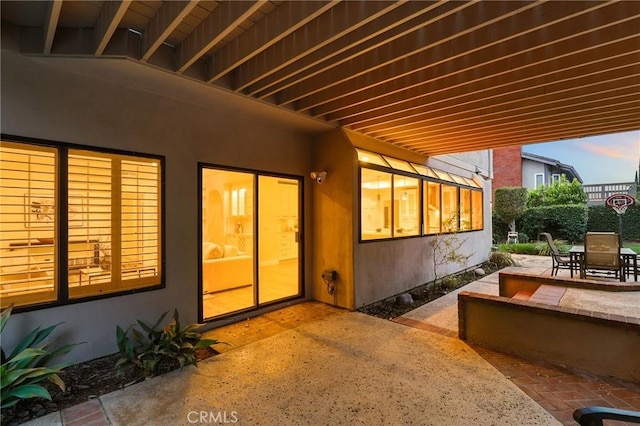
[310,171,327,184]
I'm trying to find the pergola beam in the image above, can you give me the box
[176,1,265,74]
[208,1,339,83]
[141,0,199,62]
[94,0,132,56]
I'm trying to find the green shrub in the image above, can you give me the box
[494,187,528,231]
[1,306,79,409]
[116,309,222,378]
[519,204,588,243]
[587,204,640,240]
[439,275,461,290]
[527,175,587,207]
[496,243,540,255]
[517,232,529,243]
[488,251,515,268]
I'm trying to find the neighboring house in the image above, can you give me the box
[492,146,583,199]
[493,146,638,205]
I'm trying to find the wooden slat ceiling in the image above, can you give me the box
[2,0,639,155]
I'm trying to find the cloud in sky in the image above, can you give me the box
[523,131,639,184]
[578,141,627,159]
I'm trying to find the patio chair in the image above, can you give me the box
[581,232,624,281]
[623,253,640,282]
[540,232,572,276]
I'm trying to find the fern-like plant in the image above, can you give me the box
[1,306,79,409]
[116,309,222,378]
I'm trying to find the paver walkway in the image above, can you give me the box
[393,254,640,426]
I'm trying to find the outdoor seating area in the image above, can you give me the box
[540,232,638,282]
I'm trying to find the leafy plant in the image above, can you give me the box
[1,306,79,409]
[487,251,516,268]
[116,309,222,378]
[494,187,529,232]
[527,175,587,207]
[428,213,472,290]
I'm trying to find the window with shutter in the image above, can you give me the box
[0,138,163,309]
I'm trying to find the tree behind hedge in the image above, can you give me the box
[527,175,587,207]
[494,187,528,232]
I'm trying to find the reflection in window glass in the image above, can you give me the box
[441,184,459,232]
[460,188,471,231]
[356,149,389,167]
[424,181,441,234]
[472,190,483,230]
[393,175,419,236]
[361,169,392,240]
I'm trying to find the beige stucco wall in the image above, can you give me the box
[0,47,328,363]
[310,130,493,309]
[459,292,640,383]
[310,130,356,309]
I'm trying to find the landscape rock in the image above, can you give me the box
[474,268,486,276]
[395,293,414,305]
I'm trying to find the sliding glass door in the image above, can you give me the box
[201,168,300,320]
[258,176,299,304]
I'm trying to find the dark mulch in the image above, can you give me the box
[358,261,506,319]
[1,347,218,426]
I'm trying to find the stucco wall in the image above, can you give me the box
[459,292,640,383]
[348,134,493,308]
[311,130,355,309]
[1,48,324,362]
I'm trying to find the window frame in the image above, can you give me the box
[358,152,484,242]
[534,172,545,188]
[1,134,165,312]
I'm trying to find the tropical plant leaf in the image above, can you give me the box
[1,384,53,409]
[0,305,13,333]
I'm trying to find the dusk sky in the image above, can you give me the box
[522,130,640,184]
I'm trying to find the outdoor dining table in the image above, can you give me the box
[569,245,638,281]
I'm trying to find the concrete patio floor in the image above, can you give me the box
[25,255,640,426]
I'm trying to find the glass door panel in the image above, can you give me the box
[258,176,300,304]
[202,169,255,319]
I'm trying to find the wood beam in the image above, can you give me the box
[394,116,640,155]
[141,0,199,62]
[318,0,623,119]
[380,97,640,145]
[43,0,62,54]
[234,1,404,91]
[247,0,447,98]
[328,41,639,127]
[208,1,339,83]
[278,0,538,106]
[176,1,265,74]
[94,0,132,56]
[350,55,640,134]
[363,79,640,139]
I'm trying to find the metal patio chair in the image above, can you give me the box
[540,232,573,276]
[581,232,624,281]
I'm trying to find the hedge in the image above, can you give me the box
[587,204,640,240]
[493,204,640,242]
